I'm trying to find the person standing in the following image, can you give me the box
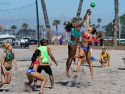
[0,42,17,88]
[65,9,91,77]
[60,37,63,45]
[100,38,104,46]
[93,36,98,46]
[34,39,58,89]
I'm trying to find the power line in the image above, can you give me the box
[0,3,35,11]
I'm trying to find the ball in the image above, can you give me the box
[90,2,96,8]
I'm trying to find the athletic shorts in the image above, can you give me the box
[104,58,108,62]
[37,66,53,75]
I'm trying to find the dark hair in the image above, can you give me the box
[65,23,74,32]
[91,27,97,35]
[31,49,41,62]
[102,48,106,50]
[40,39,45,46]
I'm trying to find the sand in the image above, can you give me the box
[0,48,125,94]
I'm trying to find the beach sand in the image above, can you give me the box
[0,48,125,94]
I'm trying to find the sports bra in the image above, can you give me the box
[71,27,80,38]
[29,60,39,69]
[102,52,108,59]
[82,32,90,39]
[32,60,39,65]
[4,51,13,61]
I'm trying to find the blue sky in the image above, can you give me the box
[0,0,125,33]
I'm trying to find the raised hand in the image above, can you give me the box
[86,9,91,14]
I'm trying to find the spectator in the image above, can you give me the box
[100,38,104,46]
[60,37,63,45]
[99,48,110,67]
[93,37,98,46]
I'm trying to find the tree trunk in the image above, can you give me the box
[99,23,100,30]
[25,29,27,37]
[56,25,58,34]
[13,29,14,35]
[41,0,51,44]
[114,0,119,47]
[46,25,51,44]
[76,0,84,22]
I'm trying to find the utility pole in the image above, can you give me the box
[118,18,121,43]
[66,0,68,41]
[36,0,40,47]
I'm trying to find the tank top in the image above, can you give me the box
[33,60,39,65]
[38,46,49,64]
[102,52,108,59]
[29,60,39,69]
[4,51,13,61]
[71,27,80,38]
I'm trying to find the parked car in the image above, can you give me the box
[29,39,38,45]
[20,37,31,47]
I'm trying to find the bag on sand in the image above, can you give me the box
[91,56,98,61]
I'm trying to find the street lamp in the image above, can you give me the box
[36,0,40,47]
[66,0,68,42]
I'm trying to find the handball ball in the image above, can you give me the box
[90,2,96,8]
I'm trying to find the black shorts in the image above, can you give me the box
[37,66,53,75]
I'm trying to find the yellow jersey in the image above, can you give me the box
[102,52,108,59]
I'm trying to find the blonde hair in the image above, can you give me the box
[2,42,10,51]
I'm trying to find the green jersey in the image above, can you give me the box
[38,46,49,64]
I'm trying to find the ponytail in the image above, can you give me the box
[31,49,41,62]
[1,42,10,51]
[65,23,74,32]
[96,31,103,38]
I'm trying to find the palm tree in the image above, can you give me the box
[21,23,29,37]
[39,25,43,29]
[92,24,95,27]
[96,24,100,31]
[97,18,102,30]
[10,25,17,35]
[52,19,60,34]
[63,21,72,25]
[41,0,51,44]
[114,0,119,47]
[39,25,44,39]
[90,24,92,27]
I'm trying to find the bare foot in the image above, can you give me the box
[23,82,32,92]
[73,70,78,72]
[91,75,94,79]
[52,87,54,89]
[39,91,44,94]
[65,71,70,77]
